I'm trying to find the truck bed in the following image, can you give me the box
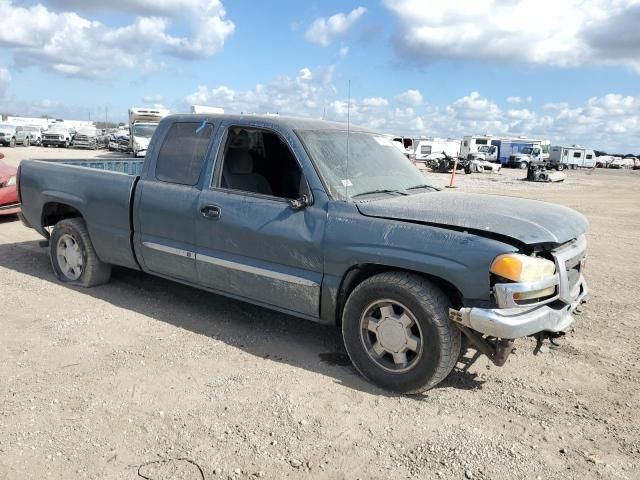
[33,157,144,176]
[19,160,140,270]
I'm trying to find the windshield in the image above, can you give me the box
[133,123,158,138]
[478,145,490,153]
[0,124,14,130]
[298,130,432,200]
[522,147,534,154]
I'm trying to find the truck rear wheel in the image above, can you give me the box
[518,161,528,169]
[342,272,461,394]
[50,218,111,287]
[24,137,30,147]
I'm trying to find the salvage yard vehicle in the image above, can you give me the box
[462,135,543,166]
[71,127,99,150]
[0,155,20,215]
[129,107,169,157]
[15,125,43,146]
[526,160,566,183]
[507,145,544,169]
[609,157,635,169]
[42,125,74,148]
[18,115,589,393]
[0,123,17,147]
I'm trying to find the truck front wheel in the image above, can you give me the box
[50,218,111,287]
[342,272,461,394]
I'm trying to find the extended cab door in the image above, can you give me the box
[133,120,216,282]
[194,124,326,318]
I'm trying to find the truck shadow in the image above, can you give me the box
[0,239,484,396]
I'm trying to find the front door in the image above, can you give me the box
[194,125,326,318]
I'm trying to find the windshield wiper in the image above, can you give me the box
[406,184,439,192]
[351,189,409,198]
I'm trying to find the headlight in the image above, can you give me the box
[491,253,556,301]
[7,176,16,186]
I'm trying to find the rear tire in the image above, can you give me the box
[557,164,565,171]
[10,137,16,148]
[342,272,461,394]
[518,161,528,169]
[50,218,111,287]
[24,137,30,147]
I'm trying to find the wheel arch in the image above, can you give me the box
[41,202,84,232]
[334,263,464,327]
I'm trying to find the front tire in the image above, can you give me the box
[518,161,528,169]
[10,137,16,148]
[24,137,30,147]
[50,218,111,287]
[342,272,461,394]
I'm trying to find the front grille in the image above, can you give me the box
[552,236,586,304]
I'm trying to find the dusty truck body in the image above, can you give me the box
[18,114,589,394]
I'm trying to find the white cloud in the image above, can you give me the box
[0,65,10,97]
[507,96,533,104]
[362,97,389,107]
[186,65,640,152]
[383,0,640,73]
[339,46,350,58]
[396,89,423,106]
[304,7,366,46]
[0,0,234,79]
[186,66,337,115]
[142,95,165,104]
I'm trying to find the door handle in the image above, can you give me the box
[200,205,221,219]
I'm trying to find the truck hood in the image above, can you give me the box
[356,191,588,246]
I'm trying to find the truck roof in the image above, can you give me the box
[162,113,374,133]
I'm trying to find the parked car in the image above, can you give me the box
[42,125,74,148]
[18,114,589,394]
[609,157,635,169]
[0,123,17,147]
[0,154,20,215]
[71,127,99,150]
[15,125,43,146]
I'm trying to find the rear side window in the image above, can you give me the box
[156,122,214,185]
[573,152,582,158]
[475,139,488,145]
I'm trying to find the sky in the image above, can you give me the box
[1,0,639,152]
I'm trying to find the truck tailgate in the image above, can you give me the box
[19,160,139,270]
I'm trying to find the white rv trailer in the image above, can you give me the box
[414,138,461,164]
[190,105,225,114]
[548,146,596,170]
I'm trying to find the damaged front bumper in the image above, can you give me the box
[450,274,588,339]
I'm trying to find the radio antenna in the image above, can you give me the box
[345,79,351,199]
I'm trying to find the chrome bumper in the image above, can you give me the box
[450,274,588,339]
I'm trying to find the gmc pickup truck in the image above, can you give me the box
[18,114,589,394]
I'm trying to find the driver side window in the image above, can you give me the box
[217,127,308,200]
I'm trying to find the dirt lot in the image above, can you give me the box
[1,147,639,480]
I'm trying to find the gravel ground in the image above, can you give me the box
[1,147,639,479]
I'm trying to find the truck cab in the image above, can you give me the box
[507,146,543,169]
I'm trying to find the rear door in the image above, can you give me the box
[133,120,216,282]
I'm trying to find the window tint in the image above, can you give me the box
[573,152,582,158]
[475,139,488,145]
[156,122,214,185]
[586,154,593,159]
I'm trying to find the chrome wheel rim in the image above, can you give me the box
[359,300,423,373]
[56,234,84,281]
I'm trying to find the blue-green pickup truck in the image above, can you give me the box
[17,114,589,393]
